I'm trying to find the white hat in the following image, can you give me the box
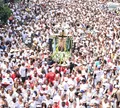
[38,79,43,83]
[64,77,68,82]
[42,100,46,103]
[89,100,95,105]
[69,85,74,88]
[40,90,44,94]
[53,96,59,103]
[32,93,36,98]
[71,75,74,78]
[115,85,119,88]
[47,91,51,95]
[4,58,9,63]
[42,85,46,88]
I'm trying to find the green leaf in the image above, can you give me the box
[0,5,12,24]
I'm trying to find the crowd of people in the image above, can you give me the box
[0,0,120,108]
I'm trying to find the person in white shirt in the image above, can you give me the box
[29,96,37,108]
[9,97,20,108]
[61,101,68,108]
[102,98,111,108]
[19,62,27,83]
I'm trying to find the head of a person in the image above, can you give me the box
[61,101,66,107]
[69,97,74,103]
[8,89,13,96]
[14,82,18,88]
[24,102,29,108]
[18,94,23,102]
[27,90,31,96]
[46,93,51,99]
[12,97,16,103]
[69,85,74,91]
[104,97,108,103]
[42,102,47,108]
[23,84,27,89]
[48,104,52,108]
[22,62,25,66]
[96,86,100,92]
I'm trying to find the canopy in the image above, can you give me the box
[107,2,120,10]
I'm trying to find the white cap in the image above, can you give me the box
[64,77,68,82]
[69,85,74,88]
[40,90,44,94]
[115,85,119,88]
[42,85,46,88]
[32,93,36,98]
[53,96,59,103]
[42,100,46,103]
[38,79,43,83]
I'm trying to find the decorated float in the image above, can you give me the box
[50,30,73,63]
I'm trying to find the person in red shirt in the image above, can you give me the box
[46,71,56,83]
[52,102,60,108]
[11,71,16,80]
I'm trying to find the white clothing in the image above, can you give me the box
[19,66,26,77]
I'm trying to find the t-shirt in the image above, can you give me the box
[46,72,56,83]
[52,104,60,108]
[29,101,37,108]
[95,61,100,67]
[9,102,20,108]
[19,66,26,77]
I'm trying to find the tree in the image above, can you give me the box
[0,4,12,24]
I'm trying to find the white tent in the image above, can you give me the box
[107,2,120,10]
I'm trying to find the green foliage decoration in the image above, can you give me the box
[52,51,71,64]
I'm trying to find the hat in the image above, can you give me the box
[69,85,74,88]
[89,100,95,106]
[64,77,68,82]
[61,62,68,67]
[53,96,59,103]
[80,90,85,93]
[10,49,19,53]
[46,91,51,95]
[71,75,75,78]
[40,90,44,94]
[30,55,35,58]
[54,100,58,103]
[116,76,120,80]
[81,77,85,81]
[42,85,46,88]
[115,85,119,88]
[32,93,36,98]
[42,100,46,103]
[30,65,34,69]
[44,61,47,64]
[97,65,101,69]
[58,85,63,90]
[38,79,43,83]
[78,93,82,96]
[93,94,98,97]
[1,95,6,99]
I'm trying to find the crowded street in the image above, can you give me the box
[0,0,120,108]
